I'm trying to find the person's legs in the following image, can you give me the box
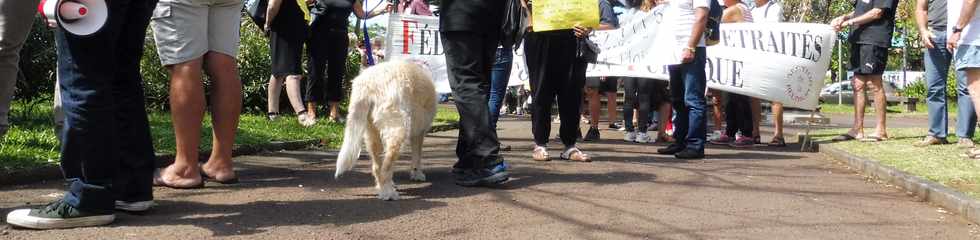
[605,78,618,127]
[724,95,738,138]
[709,90,724,133]
[965,69,980,138]
[849,76,868,138]
[680,47,708,154]
[622,77,638,133]
[0,0,40,138]
[750,97,761,140]
[559,51,587,148]
[771,102,784,139]
[525,32,557,147]
[923,42,950,140]
[285,75,307,115]
[325,28,349,120]
[441,30,504,175]
[668,65,689,146]
[868,75,888,138]
[305,20,328,119]
[488,47,513,129]
[201,51,241,181]
[161,59,207,187]
[588,87,601,127]
[956,70,977,141]
[268,75,283,115]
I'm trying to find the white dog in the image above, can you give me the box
[335,60,437,201]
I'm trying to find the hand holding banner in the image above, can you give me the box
[531,0,600,32]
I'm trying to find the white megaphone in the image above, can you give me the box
[38,0,108,36]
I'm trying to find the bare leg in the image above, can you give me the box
[658,102,673,139]
[868,75,888,138]
[710,90,724,132]
[588,88,600,127]
[306,102,317,119]
[329,101,340,120]
[201,52,241,181]
[159,59,205,187]
[849,76,868,138]
[606,92,617,125]
[284,75,306,114]
[268,75,282,114]
[772,102,784,139]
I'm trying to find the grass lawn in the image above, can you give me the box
[818,103,935,117]
[0,102,459,172]
[813,128,980,198]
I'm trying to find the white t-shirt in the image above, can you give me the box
[665,0,711,47]
[948,0,980,46]
[751,1,783,23]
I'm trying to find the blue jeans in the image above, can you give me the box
[488,47,513,130]
[668,48,708,152]
[925,30,976,139]
[57,0,157,211]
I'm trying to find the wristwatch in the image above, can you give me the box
[683,47,695,53]
[954,27,964,33]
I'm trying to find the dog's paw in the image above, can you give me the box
[409,170,427,182]
[377,184,400,201]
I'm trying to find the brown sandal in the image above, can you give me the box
[533,146,550,161]
[561,147,591,162]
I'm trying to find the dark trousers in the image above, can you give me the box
[525,31,586,148]
[305,20,349,103]
[724,93,753,138]
[623,77,654,133]
[56,0,157,211]
[442,31,503,170]
[668,47,708,152]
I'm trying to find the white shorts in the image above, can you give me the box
[150,0,242,65]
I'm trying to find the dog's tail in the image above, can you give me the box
[335,96,370,178]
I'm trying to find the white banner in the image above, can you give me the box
[388,8,836,110]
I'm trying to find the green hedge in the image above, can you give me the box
[17,15,362,114]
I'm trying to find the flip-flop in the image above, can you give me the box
[532,146,550,162]
[153,169,205,189]
[561,147,592,162]
[859,136,885,142]
[199,164,239,184]
[831,134,856,142]
[768,137,787,147]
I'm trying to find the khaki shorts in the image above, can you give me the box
[151,0,242,66]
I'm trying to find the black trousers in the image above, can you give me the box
[622,77,654,133]
[305,19,349,104]
[56,0,157,211]
[725,93,753,138]
[525,30,586,147]
[442,31,503,170]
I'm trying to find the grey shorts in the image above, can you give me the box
[151,0,242,65]
[956,44,980,71]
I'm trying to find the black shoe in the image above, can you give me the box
[608,122,622,130]
[584,127,600,141]
[657,144,685,155]
[675,149,705,159]
[500,144,513,151]
[455,168,509,187]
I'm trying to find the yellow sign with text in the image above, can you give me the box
[531,0,600,32]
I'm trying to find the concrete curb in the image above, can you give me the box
[0,122,460,187]
[819,142,980,223]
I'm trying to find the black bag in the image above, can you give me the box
[244,0,268,29]
[705,0,722,46]
[500,0,529,49]
[577,38,600,63]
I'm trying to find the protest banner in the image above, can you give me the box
[530,0,600,32]
[388,7,836,110]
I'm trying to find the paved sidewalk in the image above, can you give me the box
[1,117,978,239]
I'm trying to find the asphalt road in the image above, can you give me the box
[0,116,977,239]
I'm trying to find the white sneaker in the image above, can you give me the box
[298,113,316,127]
[115,200,154,212]
[624,131,637,142]
[635,132,652,143]
[707,130,723,142]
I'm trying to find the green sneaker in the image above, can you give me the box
[6,199,115,229]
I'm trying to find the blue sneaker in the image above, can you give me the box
[455,162,510,187]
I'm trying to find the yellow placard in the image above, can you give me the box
[531,0,600,32]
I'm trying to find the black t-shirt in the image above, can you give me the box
[272,0,308,39]
[848,0,898,47]
[439,0,505,33]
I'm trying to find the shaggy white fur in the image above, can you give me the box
[335,60,437,201]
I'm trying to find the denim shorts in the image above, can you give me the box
[956,44,980,71]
